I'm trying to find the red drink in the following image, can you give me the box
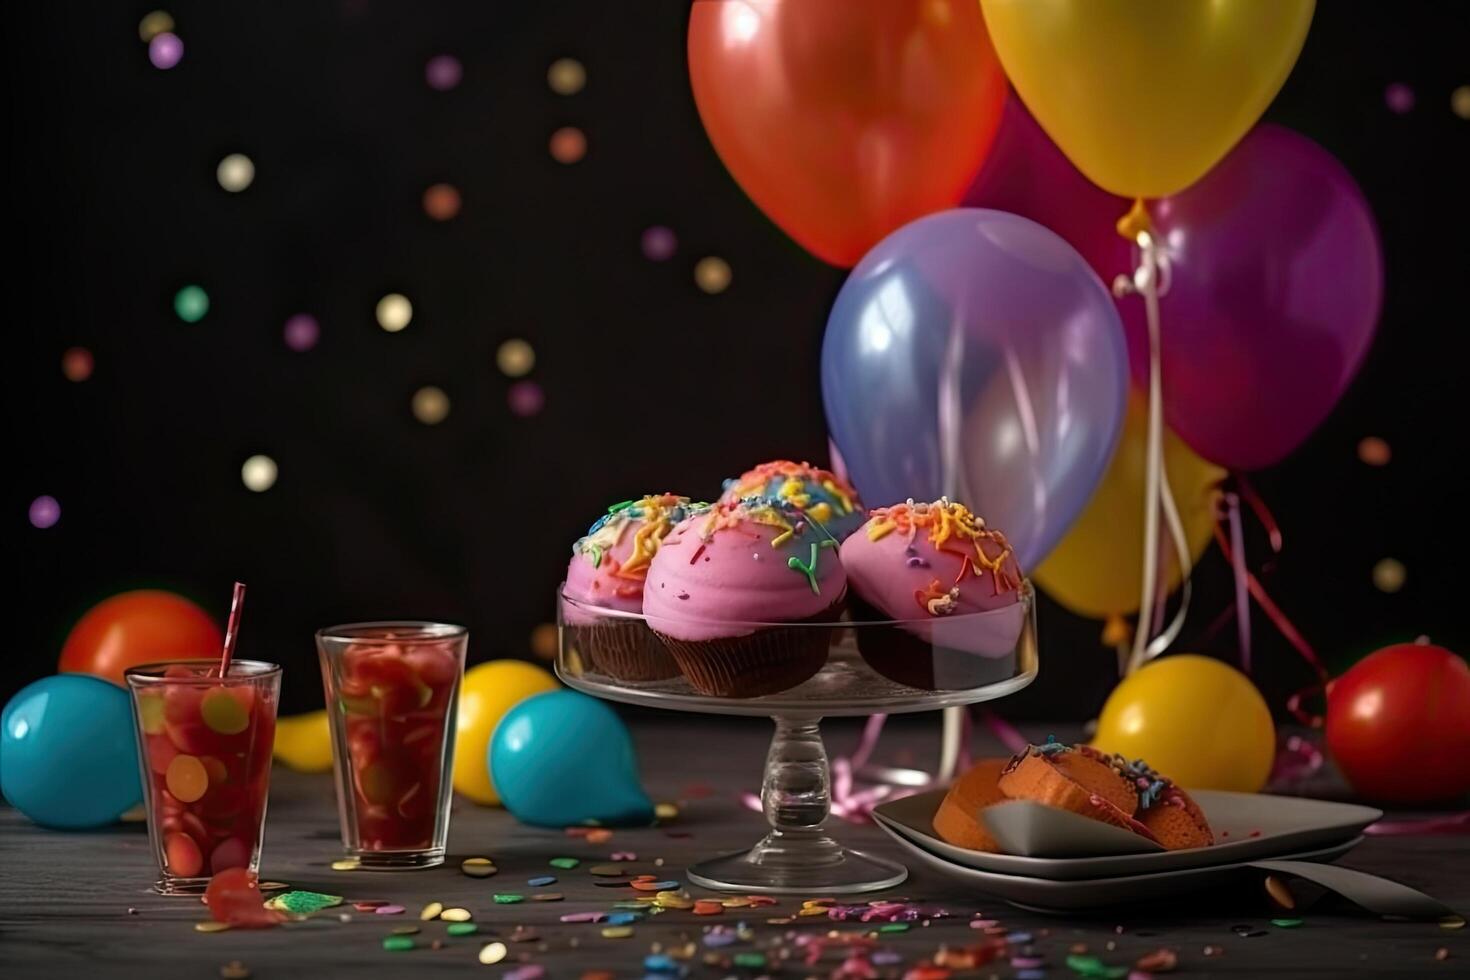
[125,660,281,895]
[317,623,466,868]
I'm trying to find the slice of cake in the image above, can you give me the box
[998,741,1140,816]
[932,758,1010,851]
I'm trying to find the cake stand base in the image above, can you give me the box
[689,833,907,894]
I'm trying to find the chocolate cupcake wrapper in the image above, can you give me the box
[849,594,1016,691]
[652,603,843,698]
[572,622,681,682]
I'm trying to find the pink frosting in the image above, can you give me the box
[840,500,1025,655]
[563,532,645,626]
[642,503,847,642]
[563,495,707,625]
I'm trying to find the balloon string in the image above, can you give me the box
[1224,492,1252,673]
[1236,472,1283,553]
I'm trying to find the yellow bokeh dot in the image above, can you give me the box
[694,256,732,294]
[216,153,255,192]
[547,58,586,95]
[241,454,278,492]
[530,622,558,660]
[1372,558,1406,594]
[377,293,413,332]
[1452,85,1470,120]
[412,386,451,425]
[496,339,535,378]
[138,10,174,42]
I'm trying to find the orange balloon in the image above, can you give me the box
[59,590,223,686]
[688,0,1007,267]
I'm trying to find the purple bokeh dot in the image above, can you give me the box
[1385,82,1415,114]
[284,314,320,352]
[641,226,678,262]
[149,32,184,70]
[29,496,60,530]
[508,380,545,418]
[426,55,463,91]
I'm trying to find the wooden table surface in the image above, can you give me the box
[1,714,1466,978]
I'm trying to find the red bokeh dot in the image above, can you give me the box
[549,127,587,164]
[423,183,462,221]
[62,347,94,382]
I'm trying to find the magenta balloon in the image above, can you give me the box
[963,98,1133,285]
[1123,125,1384,470]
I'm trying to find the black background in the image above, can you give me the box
[6,2,1468,717]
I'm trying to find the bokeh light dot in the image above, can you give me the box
[216,153,255,192]
[1357,436,1391,466]
[508,380,545,418]
[423,183,461,221]
[283,314,319,352]
[641,226,677,262]
[241,455,278,493]
[547,58,586,95]
[694,256,732,294]
[1452,85,1470,120]
[376,293,412,332]
[29,496,60,530]
[530,623,557,660]
[138,11,174,42]
[549,127,587,164]
[174,285,209,323]
[496,339,536,378]
[1385,83,1415,114]
[412,386,451,425]
[425,54,462,91]
[1372,557,1406,594]
[61,347,94,382]
[149,32,184,70]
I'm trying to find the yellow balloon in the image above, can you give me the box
[454,660,559,805]
[979,0,1315,198]
[273,710,334,774]
[1093,654,1275,792]
[1035,393,1223,620]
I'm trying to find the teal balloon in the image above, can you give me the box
[1,674,142,829]
[489,690,653,828]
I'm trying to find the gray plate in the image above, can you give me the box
[879,828,1360,912]
[872,788,1381,880]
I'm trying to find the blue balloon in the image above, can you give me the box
[489,690,653,828]
[821,209,1128,569]
[1,674,142,829]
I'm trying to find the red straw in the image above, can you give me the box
[219,581,247,677]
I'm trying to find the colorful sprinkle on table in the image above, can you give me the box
[219,961,250,980]
[461,857,496,878]
[560,912,605,923]
[374,905,406,916]
[549,857,580,869]
[528,875,557,886]
[493,894,525,904]
[439,907,471,922]
[381,935,415,952]
[445,922,477,937]
[531,892,564,902]
[601,925,634,939]
[589,864,627,876]
[330,859,360,871]
[194,921,231,933]
[732,953,767,968]
[266,891,342,915]
[419,902,443,921]
[655,802,679,820]
[389,925,419,936]
[477,941,508,965]
[1271,917,1304,928]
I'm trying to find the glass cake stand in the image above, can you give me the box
[556,583,1038,894]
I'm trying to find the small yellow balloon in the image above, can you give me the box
[273,710,334,773]
[454,660,559,805]
[979,0,1315,198]
[1035,393,1224,620]
[1094,654,1275,792]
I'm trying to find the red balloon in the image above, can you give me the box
[59,590,223,686]
[688,0,1007,267]
[1325,643,1470,803]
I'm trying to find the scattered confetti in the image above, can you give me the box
[508,380,545,417]
[194,921,231,933]
[528,875,557,887]
[550,127,587,164]
[732,953,767,968]
[560,912,605,923]
[601,925,634,939]
[531,893,564,902]
[389,925,419,936]
[174,285,209,323]
[509,926,541,943]
[549,856,580,869]
[376,293,412,332]
[446,922,477,937]
[478,941,508,965]
[423,182,461,221]
[283,314,319,352]
[266,891,341,915]
[419,902,444,921]
[138,11,174,42]
[28,496,60,530]
[411,385,450,425]
[382,935,415,952]
[1272,917,1304,928]
[1357,435,1391,466]
[241,454,278,493]
[1066,953,1128,978]
[219,962,250,980]
[331,858,360,871]
[585,828,613,844]
[496,338,536,377]
[694,256,732,294]
[655,802,679,820]
[61,346,94,381]
[461,857,496,877]
[548,58,586,95]
[440,907,472,922]
[149,32,184,70]
[493,894,525,904]
[642,226,677,262]
[216,153,255,192]
[425,54,462,91]
[588,864,627,877]
[1372,557,1406,593]
[1385,82,1415,113]
[1135,948,1178,972]
[1453,85,1470,120]
[374,905,406,916]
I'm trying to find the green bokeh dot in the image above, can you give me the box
[174,285,209,323]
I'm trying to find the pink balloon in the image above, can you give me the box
[1122,125,1383,470]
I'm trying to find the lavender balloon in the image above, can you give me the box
[1122,125,1383,470]
[821,209,1128,569]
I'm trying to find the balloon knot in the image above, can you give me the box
[1115,198,1153,241]
[1102,615,1132,649]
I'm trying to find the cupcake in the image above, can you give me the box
[643,499,846,697]
[563,494,709,682]
[720,459,866,540]
[840,498,1024,690]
